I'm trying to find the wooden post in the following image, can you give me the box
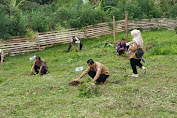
[36,32,41,51]
[113,16,116,43]
[125,11,128,42]
[83,26,87,39]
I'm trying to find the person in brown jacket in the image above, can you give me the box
[74,59,109,84]
[31,56,48,75]
[128,30,146,77]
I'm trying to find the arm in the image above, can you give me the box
[116,43,121,52]
[78,44,80,52]
[93,66,102,82]
[128,42,138,52]
[71,43,76,51]
[31,61,36,72]
[31,64,35,72]
[1,55,3,63]
[74,67,90,81]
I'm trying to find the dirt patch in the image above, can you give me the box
[69,81,83,86]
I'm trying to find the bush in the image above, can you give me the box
[149,41,177,55]
[171,4,177,17]
[0,14,12,39]
[108,8,124,20]
[29,11,50,32]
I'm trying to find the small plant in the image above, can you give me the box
[78,82,100,98]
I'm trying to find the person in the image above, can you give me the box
[0,49,4,63]
[74,59,109,84]
[66,36,83,52]
[128,30,146,77]
[116,39,127,55]
[31,56,48,75]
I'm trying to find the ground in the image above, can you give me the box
[0,30,177,117]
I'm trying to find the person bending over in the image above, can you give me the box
[67,36,83,52]
[74,59,109,84]
[116,39,127,55]
[31,56,48,75]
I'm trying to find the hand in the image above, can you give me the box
[73,78,79,82]
[92,79,96,83]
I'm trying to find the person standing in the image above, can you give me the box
[74,59,109,84]
[128,30,146,77]
[31,56,48,75]
[116,39,127,55]
[0,49,4,63]
[67,36,83,52]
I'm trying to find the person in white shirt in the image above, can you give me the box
[66,36,83,52]
[0,49,4,63]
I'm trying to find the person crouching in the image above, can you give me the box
[31,56,48,75]
[74,59,109,84]
[116,39,127,55]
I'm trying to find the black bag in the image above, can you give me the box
[136,49,144,58]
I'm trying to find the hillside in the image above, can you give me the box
[0,30,177,117]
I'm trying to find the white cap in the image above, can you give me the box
[0,49,2,53]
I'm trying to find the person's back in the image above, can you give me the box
[34,58,48,70]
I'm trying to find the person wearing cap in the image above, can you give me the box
[0,49,4,63]
[66,36,83,52]
[116,39,127,55]
[31,56,48,75]
[74,59,109,84]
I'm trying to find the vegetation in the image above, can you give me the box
[0,30,177,117]
[0,0,177,39]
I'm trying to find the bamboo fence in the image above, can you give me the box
[0,18,176,56]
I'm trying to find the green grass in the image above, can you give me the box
[0,30,177,117]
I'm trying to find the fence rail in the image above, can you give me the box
[0,18,176,56]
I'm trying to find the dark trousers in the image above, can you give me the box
[130,58,143,74]
[118,50,124,55]
[88,71,109,83]
[67,42,83,52]
[34,65,47,75]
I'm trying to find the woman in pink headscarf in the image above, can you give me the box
[128,30,146,77]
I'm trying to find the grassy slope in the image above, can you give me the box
[0,30,177,117]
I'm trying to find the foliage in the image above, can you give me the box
[0,0,177,40]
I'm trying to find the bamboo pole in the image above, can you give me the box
[125,11,129,42]
[113,16,116,43]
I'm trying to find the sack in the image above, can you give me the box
[136,49,144,58]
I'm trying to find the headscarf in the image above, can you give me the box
[131,29,143,49]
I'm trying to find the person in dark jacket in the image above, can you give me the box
[116,39,127,55]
